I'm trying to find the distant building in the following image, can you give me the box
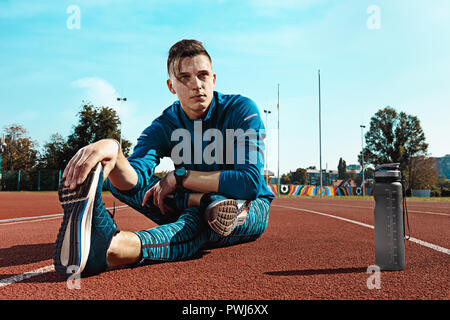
[271,177,280,185]
[434,155,450,179]
[307,169,338,186]
[347,164,361,171]
[264,170,275,184]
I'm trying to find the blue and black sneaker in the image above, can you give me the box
[54,163,119,277]
[200,193,251,237]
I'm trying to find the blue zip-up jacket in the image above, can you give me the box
[125,91,274,204]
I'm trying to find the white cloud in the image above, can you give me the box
[71,77,120,109]
[70,76,140,143]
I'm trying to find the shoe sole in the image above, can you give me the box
[53,163,102,277]
[205,199,250,237]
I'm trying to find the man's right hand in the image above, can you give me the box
[62,139,120,190]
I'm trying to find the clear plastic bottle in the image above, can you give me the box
[373,163,405,271]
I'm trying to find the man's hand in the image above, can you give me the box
[142,171,177,215]
[62,139,120,190]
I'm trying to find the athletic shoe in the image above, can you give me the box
[200,193,251,237]
[54,163,118,277]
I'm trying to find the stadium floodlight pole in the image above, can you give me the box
[360,125,366,197]
[318,70,323,197]
[0,133,6,180]
[264,109,272,185]
[277,84,280,194]
[116,97,127,147]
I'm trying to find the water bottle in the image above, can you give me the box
[373,163,405,271]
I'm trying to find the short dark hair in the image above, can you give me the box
[167,39,212,78]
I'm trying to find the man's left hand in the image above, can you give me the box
[142,171,177,215]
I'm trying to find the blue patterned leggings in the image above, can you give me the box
[104,176,270,262]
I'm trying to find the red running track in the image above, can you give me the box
[0,192,449,300]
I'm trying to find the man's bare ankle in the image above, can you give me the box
[106,231,141,268]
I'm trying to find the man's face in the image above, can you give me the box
[167,54,216,119]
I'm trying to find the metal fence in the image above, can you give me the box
[0,169,62,191]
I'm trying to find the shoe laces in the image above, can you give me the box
[106,200,116,219]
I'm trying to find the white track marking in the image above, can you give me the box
[0,265,55,288]
[0,204,130,288]
[273,204,450,256]
[0,216,64,226]
[407,237,450,254]
[0,214,63,224]
[0,205,128,226]
[278,205,375,229]
[287,201,450,217]
[408,210,450,217]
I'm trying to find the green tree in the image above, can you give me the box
[337,158,347,179]
[1,124,38,170]
[360,106,429,186]
[281,173,291,184]
[291,168,308,185]
[407,155,438,190]
[65,103,132,161]
[437,174,450,196]
[37,133,67,169]
[281,168,308,185]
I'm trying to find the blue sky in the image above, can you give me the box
[1,0,449,174]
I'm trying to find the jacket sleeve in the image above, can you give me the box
[108,119,170,195]
[218,97,266,200]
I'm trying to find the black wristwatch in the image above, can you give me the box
[174,167,189,187]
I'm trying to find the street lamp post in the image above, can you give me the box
[116,97,127,147]
[264,109,272,185]
[360,125,366,197]
[277,84,280,194]
[318,70,323,197]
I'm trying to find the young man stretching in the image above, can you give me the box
[54,40,274,277]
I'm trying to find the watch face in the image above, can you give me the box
[175,167,186,176]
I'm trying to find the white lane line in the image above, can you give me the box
[285,202,450,217]
[0,205,129,225]
[0,265,55,288]
[0,213,63,223]
[407,237,450,254]
[273,204,450,256]
[276,205,374,229]
[299,198,450,210]
[408,210,450,217]
[0,204,130,288]
[0,216,64,226]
